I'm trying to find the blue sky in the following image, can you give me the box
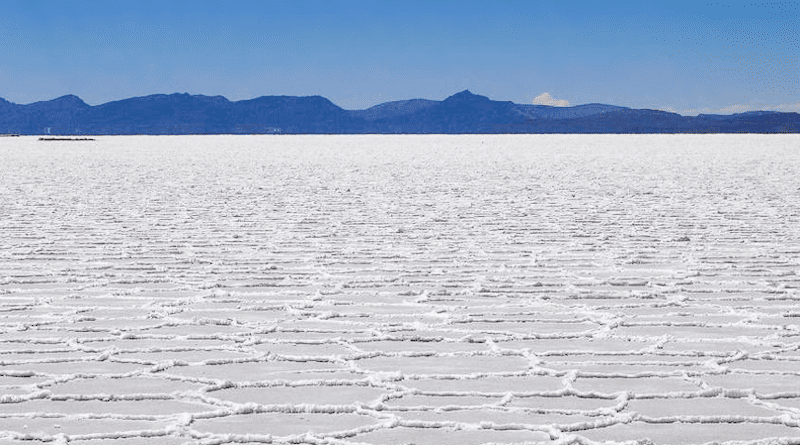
[1,0,797,114]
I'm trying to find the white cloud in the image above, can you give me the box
[532,92,569,107]
[682,102,800,116]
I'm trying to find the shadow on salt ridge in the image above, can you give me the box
[0,374,51,386]
[0,305,79,318]
[0,282,78,293]
[401,375,564,393]
[462,306,591,323]
[768,398,800,410]
[351,339,489,354]
[0,387,31,396]
[565,296,663,308]
[544,353,706,365]
[274,319,385,332]
[2,360,147,376]
[702,373,800,396]
[384,394,504,408]
[207,384,387,406]
[351,426,553,445]
[0,329,114,341]
[577,420,800,445]
[353,354,529,375]
[626,397,779,418]
[496,337,653,354]
[0,416,168,436]
[68,437,187,445]
[257,330,377,342]
[48,318,173,331]
[167,309,286,324]
[458,311,594,322]
[0,350,97,362]
[100,281,185,291]
[46,376,205,395]
[190,411,380,437]
[169,300,247,312]
[331,313,447,325]
[540,355,708,375]
[315,303,434,316]
[251,342,356,358]
[165,359,350,381]
[449,321,600,336]
[321,291,418,306]
[140,323,253,336]
[114,349,253,364]
[759,315,800,329]
[55,296,169,308]
[633,314,751,325]
[79,337,234,351]
[396,409,601,428]
[659,339,769,354]
[64,308,162,319]
[614,305,727,317]
[509,395,620,412]
[0,399,214,416]
[226,370,365,384]
[384,328,492,341]
[727,359,800,373]
[572,376,700,395]
[612,324,773,340]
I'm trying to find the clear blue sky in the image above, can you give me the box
[1,0,797,114]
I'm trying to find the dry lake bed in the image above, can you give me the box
[1,134,800,445]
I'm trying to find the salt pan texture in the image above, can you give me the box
[1,134,800,444]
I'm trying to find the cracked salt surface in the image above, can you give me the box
[1,134,800,444]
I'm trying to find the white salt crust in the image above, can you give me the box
[0,135,800,444]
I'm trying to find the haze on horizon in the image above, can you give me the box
[1,0,797,116]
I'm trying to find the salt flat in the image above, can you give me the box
[1,134,800,445]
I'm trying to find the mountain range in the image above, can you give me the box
[1,90,798,134]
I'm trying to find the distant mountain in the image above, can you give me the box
[0,94,91,135]
[361,90,521,133]
[0,90,797,134]
[0,93,362,135]
[347,99,438,121]
[513,103,628,119]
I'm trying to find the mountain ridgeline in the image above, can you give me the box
[1,90,798,134]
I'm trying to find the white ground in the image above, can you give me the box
[1,134,800,445]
